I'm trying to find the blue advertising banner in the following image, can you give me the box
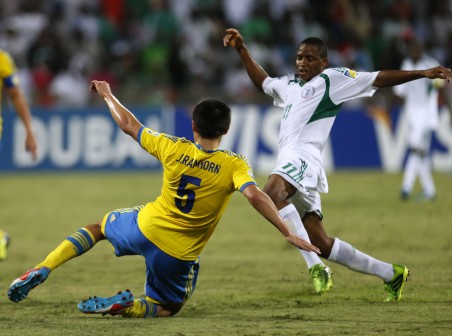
[0,106,173,172]
[171,104,452,173]
[1,105,452,173]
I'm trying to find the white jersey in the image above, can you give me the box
[393,55,440,131]
[263,67,378,193]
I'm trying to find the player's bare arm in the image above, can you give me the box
[7,86,37,160]
[223,28,269,91]
[90,80,143,140]
[374,66,452,88]
[241,184,320,253]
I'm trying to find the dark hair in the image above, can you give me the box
[298,37,328,58]
[192,98,231,139]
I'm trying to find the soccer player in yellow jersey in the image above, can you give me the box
[8,80,319,318]
[0,49,37,261]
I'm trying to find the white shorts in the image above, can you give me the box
[272,150,326,217]
[272,150,328,194]
[408,124,432,151]
[289,189,323,219]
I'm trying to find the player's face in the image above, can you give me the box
[296,44,328,81]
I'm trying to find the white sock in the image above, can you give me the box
[402,153,420,194]
[328,238,393,281]
[279,204,323,269]
[419,156,435,196]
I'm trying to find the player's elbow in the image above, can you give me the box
[118,118,141,138]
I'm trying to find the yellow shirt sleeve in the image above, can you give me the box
[0,49,17,81]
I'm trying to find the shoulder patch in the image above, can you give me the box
[331,67,357,79]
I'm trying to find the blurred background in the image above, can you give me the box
[1,0,452,173]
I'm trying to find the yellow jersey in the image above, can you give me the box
[0,49,20,136]
[137,127,256,260]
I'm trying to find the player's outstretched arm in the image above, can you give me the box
[373,66,452,88]
[90,80,143,140]
[223,28,269,91]
[7,86,37,160]
[241,184,320,253]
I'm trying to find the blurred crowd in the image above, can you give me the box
[1,0,452,107]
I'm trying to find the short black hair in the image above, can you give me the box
[298,37,328,58]
[192,98,231,139]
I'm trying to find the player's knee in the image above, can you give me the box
[263,185,290,209]
[263,186,280,204]
[263,175,294,206]
[84,222,105,241]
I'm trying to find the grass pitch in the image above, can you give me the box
[0,171,451,335]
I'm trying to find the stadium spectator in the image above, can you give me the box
[0,48,38,261]
[223,27,452,300]
[7,80,320,317]
[1,0,452,106]
[393,38,452,201]
[49,60,90,108]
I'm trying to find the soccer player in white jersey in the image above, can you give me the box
[7,80,319,318]
[223,28,452,301]
[393,39,452,201]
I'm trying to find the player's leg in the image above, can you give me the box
[401,150,421,199]
[417,131,436,200]
[79,240,199,318]
[77,206,198,318]
[121,247,199,318]
[300,212,334,257]
[418,153,436,199]
[117,296,184,318]
[78,291,183,318]
[264,174,331,294]
[37,222,105,270]
[78,207,154,317]
[303,213,409,301]
[8,221,105,303]
[0,228,10,261]
[264,175,321,266]
[328,237,409,301]
[401,127,424,200]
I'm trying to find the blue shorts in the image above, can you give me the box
[101,207,200,305]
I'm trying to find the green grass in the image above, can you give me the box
[1,171,451,335]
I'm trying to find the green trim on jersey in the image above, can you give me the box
[428,81,434,94]
[307,73,342,124]
[288,75,306,88]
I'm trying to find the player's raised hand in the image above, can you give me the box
[223,28,244,49]
[424,66,452,82]
[90,80,112,98]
